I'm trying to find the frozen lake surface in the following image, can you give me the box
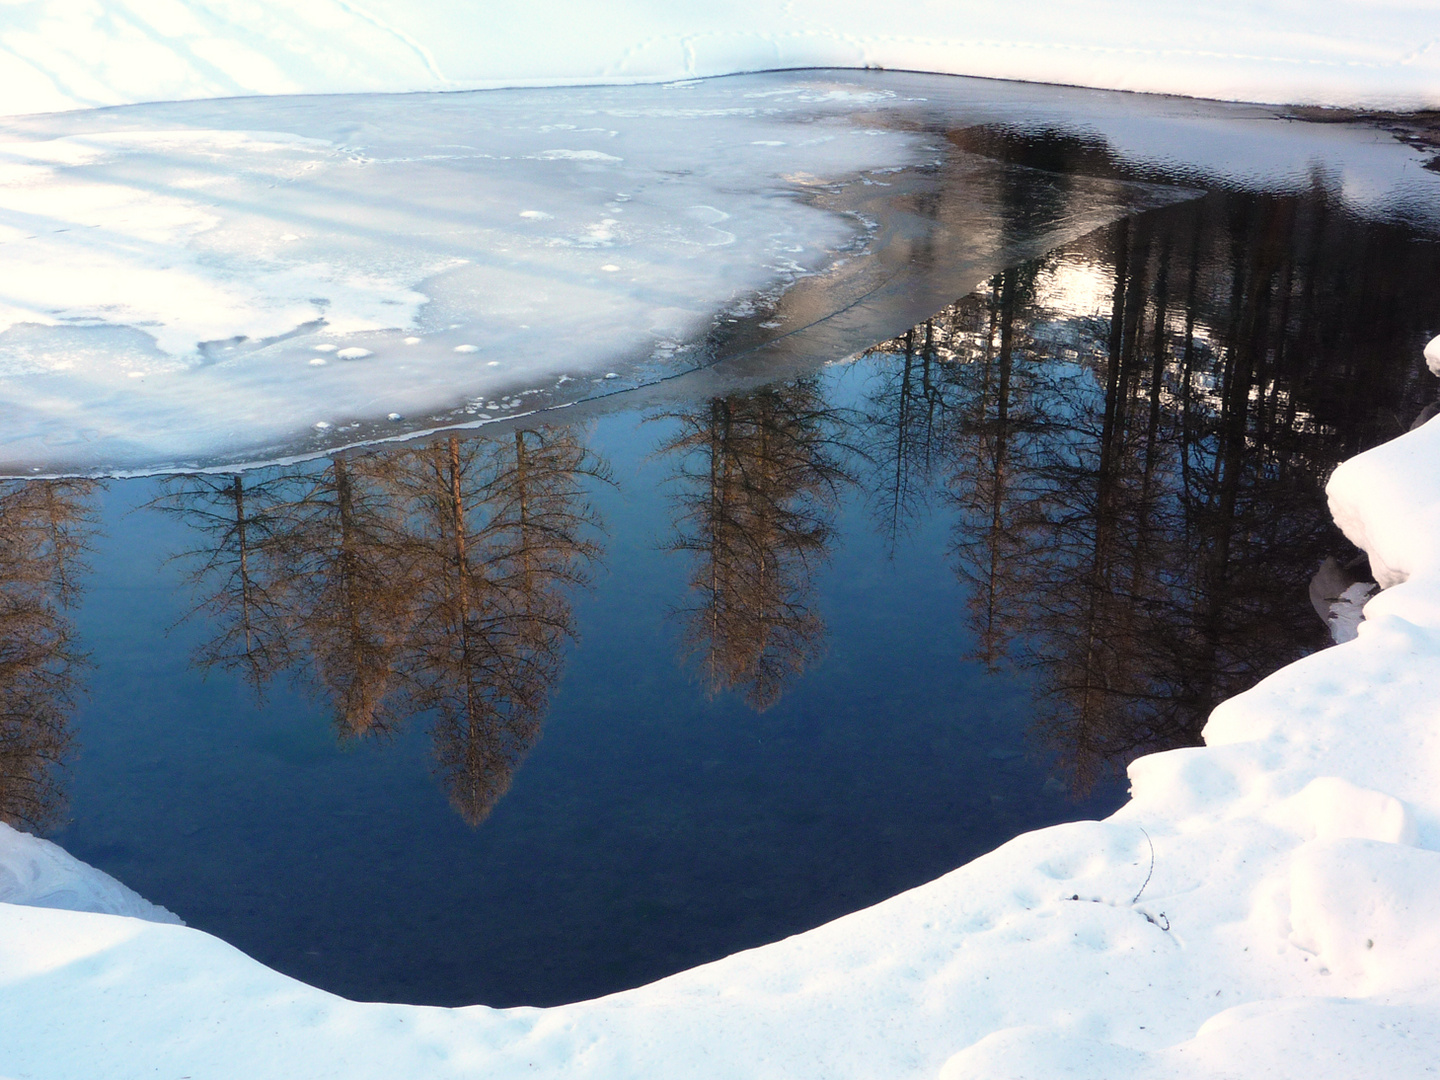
[2,71,1436,473]
[3,73,1440,1008]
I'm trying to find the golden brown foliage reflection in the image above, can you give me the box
[0,480,99,832]
[655,382,855,711]
[160,426,608,825]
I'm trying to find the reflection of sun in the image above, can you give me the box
[1031,253,1118,320]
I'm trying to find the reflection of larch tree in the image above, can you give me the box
[394,431,607,824]
[156,472,296,695]
[269,456,414,739]
[938,264,1056,669]
[892,177,1438,794]
[163,426,607,825]
[858,323,949,551]
[0,480,99,832]
[657,382,854,710]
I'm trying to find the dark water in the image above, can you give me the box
[3,112,1439,1008]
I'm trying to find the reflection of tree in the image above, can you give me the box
[859,324,948,552]
[273,456,414,738]
[163,426,607,825]
[160,473,301,697]
[857,175,1440,792]
[657,382,854,710]
[0,480,98,832]
[395,431,606,824]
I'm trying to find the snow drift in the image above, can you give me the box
[0,822,178,924]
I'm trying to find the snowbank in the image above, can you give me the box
[0,822,179,924]
[3,367,1440,1077]
[3,0,1440,118]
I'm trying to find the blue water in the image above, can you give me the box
[49,358,1116,1007]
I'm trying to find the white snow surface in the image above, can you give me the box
[0,822,179,924]
[5,412,1440,1076]
[3,0,1440,118]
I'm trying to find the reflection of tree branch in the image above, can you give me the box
[656,382,855,711]
[0,480,99,833]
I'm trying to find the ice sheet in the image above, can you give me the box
[0,80,920,471]
[4,73,1438,475]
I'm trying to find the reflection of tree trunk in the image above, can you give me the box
[1142,234,1172,492]
[977,270,1017,667]
[230,477,254,658]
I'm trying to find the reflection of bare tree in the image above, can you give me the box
[394,431,606,824]
[162,426,607,825]
[857,177,1439,793]
[859,324,948,551]
[657,382,854,710]
[273,457,415,739]
[159,473,298,697]
[0,480,98,832]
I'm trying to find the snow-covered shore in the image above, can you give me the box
[3,379,1440,1077]
[3,0,1440,119]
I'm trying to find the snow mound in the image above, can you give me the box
[0,822,180,924]
[3,0,1440,117]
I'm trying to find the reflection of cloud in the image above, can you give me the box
[1030,254,1115,321]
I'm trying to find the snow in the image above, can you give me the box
[4,360,1440,1077]
[2,2,1440,1074]
[0,822,179,924]
[3,0,1440,119]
